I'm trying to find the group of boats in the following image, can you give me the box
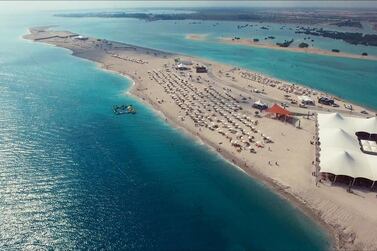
[113,104,136,115]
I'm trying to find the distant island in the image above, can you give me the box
[295,27,377,46]
[188,35,377,61]
[55,7,377,25]
[56,9,377,48]
[330,19,363,28]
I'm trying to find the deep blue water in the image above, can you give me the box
[4,7,373,250]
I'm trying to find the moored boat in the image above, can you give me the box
[113,104,136,115]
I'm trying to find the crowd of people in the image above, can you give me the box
[148,68,275,154]
[240,71,319,98]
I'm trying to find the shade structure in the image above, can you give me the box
[266,104,291,116]
[317,113,377,182]
[298,95,315,105]
[253,100,267,106]
[320,128,359,150]
[252,100,268,110]
[320,148,376,180]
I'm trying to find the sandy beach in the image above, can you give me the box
[185,33,209,41]
[186,34,377,61]
[24,27,377,251]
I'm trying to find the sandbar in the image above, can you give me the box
[186,34,377,61]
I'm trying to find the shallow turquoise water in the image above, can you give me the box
[1,8,370,250]
[54,17,377,110]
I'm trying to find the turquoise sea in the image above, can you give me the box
[54,15,377,110]
[2,6,376,250]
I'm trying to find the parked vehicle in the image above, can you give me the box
[318,96,334,106]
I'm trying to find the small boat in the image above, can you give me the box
[113,104,136,115]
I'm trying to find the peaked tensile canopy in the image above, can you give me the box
[317,113,377,182]
[266,104,292,116]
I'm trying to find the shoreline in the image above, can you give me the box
[130,80,337,249]
[24,27,377,251]
[187,35,377,113]
[186,34,377,61]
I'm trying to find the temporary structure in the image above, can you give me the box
[298,95,315,105]
[317,113,377,186]
[252,100,268,110]
[176,63,190,70]
[266,104,291,116]
[320,148,376,182]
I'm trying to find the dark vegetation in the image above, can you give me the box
[295,27,377,46]
[55,7,377,26]
[330,19,362,28]
[276,39,294,47]
[56,8,377,47]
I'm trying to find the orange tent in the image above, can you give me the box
[266,104,291,116]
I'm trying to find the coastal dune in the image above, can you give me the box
[24,27,377,251]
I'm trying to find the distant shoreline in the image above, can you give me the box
[55,8,377,28]
[186,34,377,61]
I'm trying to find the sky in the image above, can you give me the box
[1,1,377,13]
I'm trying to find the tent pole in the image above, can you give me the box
[352,178,356,186]
[371,181,375,190]
[333,175,337,183]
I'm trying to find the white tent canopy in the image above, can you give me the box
[298,95,314,105]
[176,63,190,70]
[320,128,359,150]
[254,100,267,106]
[252,100,268,110]
[318,113,377,181]
[320,148,377,180]
[180,60,193,65]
